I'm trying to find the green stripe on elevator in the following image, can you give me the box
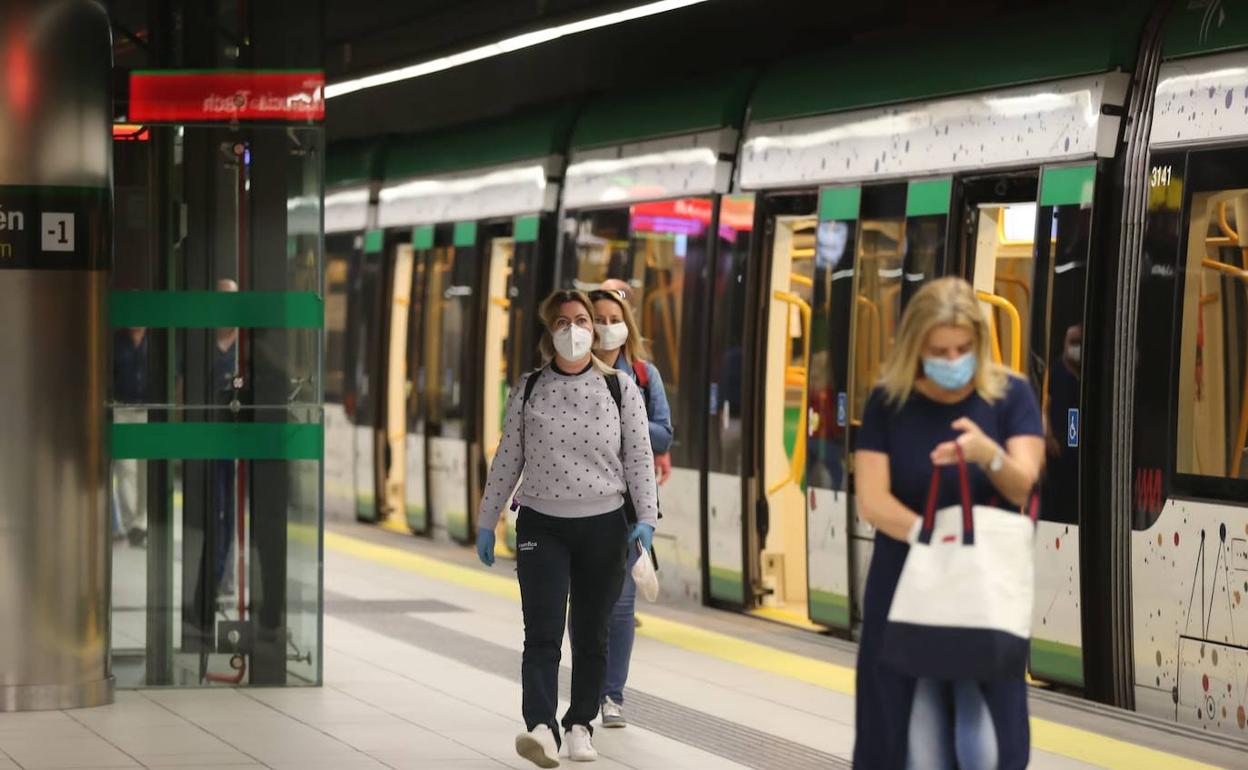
[819,186,860,221]
[111,423,323,460]
[1040,164,1096,207]
[110,291,323,328]
[905,178,952,217]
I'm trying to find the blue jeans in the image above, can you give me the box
[601,548,640,704]
[906,678,998,770]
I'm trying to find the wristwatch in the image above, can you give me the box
[988,447,1005,473]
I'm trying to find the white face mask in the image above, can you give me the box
[1066,344,1081,366]
[594,322,629,352]
[552,324,593,361]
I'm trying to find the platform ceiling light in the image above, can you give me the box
[325,0,710,99]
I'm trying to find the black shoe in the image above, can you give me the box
[127,527,147,547]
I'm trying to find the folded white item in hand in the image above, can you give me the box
[632,542,659,602]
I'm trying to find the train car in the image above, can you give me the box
[555,71,755,603]
[325,0,1248,738]
[1128,2,1248,738]
[369,107,575,545]
[734,2,1150,673]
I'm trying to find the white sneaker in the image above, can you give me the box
[515,724,560,768]
[600,697,626,728]
[565,724,598,762]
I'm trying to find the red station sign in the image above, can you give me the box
[128,70,325,123]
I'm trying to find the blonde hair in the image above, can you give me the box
[878,277,1009,404]
[589,288,651,363]
[537,289,615,374]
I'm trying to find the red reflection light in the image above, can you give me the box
[5,25,33,115]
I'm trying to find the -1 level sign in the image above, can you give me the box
[0,186,107,270]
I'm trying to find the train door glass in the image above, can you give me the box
[805,187,859,631]
[482,234,516,554]
[404,226,433,533]
[323,236,355,522]
[706,195,756,606]
[564,198,712,599]
[423,222,480,543]
[847,180,950,617]
[1025,163,1097,687]
[381,242,415,532]
[350,234,385,523]
[755,193,818,627]
[959,174,1040,375]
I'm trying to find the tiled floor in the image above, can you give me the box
[0,524,1238,769]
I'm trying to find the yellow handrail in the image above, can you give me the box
[977,290,1022,373]
[767,290,812,496]
[856,295,881,386]
[490,296,510,309]
[789,273,814,288]
[1203,257,1248,478]
[1217,201,1239,241]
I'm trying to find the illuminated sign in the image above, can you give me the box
[112,124,149,141]
[128,70,325,123]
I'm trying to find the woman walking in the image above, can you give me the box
[588,287,673,728]
[853,277,1044,770]
[475,289,659,767]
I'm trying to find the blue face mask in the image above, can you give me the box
[923,352,977,391]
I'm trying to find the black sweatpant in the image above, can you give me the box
[516,506,629,739]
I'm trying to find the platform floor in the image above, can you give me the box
[2,521,1244,770]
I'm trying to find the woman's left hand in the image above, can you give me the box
[930,417,999,468]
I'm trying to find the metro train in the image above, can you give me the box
[322,2,1248,737]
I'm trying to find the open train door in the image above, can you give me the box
[956,163,1100,689]
[803,186,859,631]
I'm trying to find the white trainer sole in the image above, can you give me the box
[515,733,560,768]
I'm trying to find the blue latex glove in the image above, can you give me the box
[628,523,654,553]
[476,529,496,566]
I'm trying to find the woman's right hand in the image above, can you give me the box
[476,530,496,566]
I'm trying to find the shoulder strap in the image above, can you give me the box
[522,367,543,406]
[631,358,649,388]
[603,371,623,412]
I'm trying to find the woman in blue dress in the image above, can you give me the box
[853,277,1044,770]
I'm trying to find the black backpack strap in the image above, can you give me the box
[603,371,623,413]
[522,367,543,406]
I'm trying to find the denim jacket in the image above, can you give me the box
[611,353,673,454]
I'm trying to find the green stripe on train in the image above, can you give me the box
[809,590,850,628]
[1030,638,1084,687]
[710,566,744,603]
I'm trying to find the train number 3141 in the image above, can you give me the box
[1148,165,1173,188]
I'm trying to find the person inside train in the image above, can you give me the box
[474,288,660,767]
[213,279,240,598]
[588,286,673,729]
[853,277,1044,770]
[112,325,150,547]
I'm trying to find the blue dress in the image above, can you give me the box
[852,376,1043,770]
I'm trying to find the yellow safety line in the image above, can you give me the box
[378,515,410,535]
[325,530,1222,770]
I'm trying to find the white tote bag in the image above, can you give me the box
[880,448,1037,681]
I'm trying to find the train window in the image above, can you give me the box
[708,195,756,475]
[1175,190,1248,482]
[423,238,479,439]
[323,243,351,404]
[849,183,907,424]
[563,199,714,468]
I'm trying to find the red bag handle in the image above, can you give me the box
[918,444,975,546]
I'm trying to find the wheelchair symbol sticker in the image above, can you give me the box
[1067,408,1080,448]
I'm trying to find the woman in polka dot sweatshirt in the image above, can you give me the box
[474,289,659,767]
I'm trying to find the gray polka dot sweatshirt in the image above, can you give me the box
[476,364,659,530]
